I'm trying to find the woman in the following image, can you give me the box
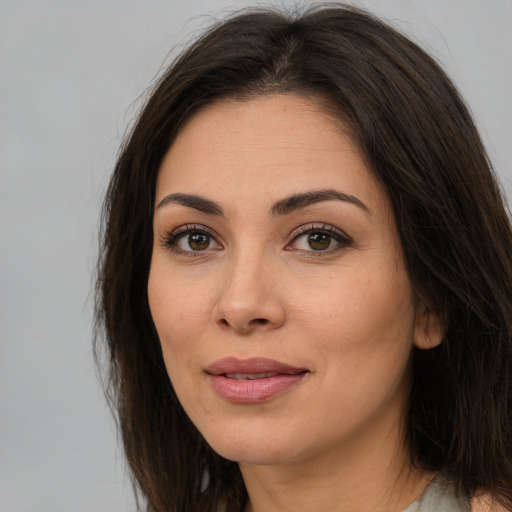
[95,4,512,512]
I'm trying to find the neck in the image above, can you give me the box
[240,422,433,512]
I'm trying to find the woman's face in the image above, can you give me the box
[148,94,426,467]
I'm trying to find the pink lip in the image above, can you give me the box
[205,357,309,404]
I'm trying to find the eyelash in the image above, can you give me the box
[160,223,352,257]
[286,223,352,255]
[161,224,220,257]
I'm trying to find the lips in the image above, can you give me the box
[205,357,308,403]
[225,372,280,380]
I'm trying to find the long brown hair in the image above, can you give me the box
[95,5,512,511]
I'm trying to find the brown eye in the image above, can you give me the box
[288,225,352,254]
[167,226,222,254]
[187,232,211,251]
[307,233,331,251]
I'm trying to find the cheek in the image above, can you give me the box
[291,269,415,345]
[147,263,211,376]
[303,275,415,427]
[148,269,208,409]
[148,259,212,334]
[287,264,416,403]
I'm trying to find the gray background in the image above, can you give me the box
[1,1,510,510]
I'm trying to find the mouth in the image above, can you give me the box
[205,357,309,403]
[224,372,284,380]
[205,357,307,376]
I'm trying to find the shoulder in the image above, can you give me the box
[471,494,510,512]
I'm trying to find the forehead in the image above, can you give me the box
[155,94,382,210]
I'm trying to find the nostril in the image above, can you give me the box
[250,318,269,325]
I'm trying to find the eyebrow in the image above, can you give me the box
[156,188,370,216]
[270,189,371,216]
[156,193,224,215]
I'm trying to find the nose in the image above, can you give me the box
[212,249,286,334]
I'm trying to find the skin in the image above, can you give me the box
[148,94,441,512]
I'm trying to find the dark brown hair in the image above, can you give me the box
[95,4,512,511]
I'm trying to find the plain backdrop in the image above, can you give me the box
[1,1,511,510]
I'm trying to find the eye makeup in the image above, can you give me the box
[159,223,222,257]
[158,219,353,260]
[286,222,353,255]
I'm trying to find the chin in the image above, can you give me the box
[200,422,300,465]
[213,444,293,466]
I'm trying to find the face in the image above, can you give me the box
[148,94,426,468]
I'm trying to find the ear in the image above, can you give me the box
[413,302,445,350]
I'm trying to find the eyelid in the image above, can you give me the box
[160,223,222,254]
[159,222,351,255]
[286,223,352,252]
